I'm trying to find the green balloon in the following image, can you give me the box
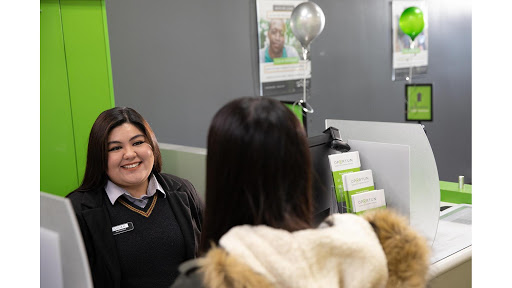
[399,7,424,41]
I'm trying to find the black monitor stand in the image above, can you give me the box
[308,127,350,226]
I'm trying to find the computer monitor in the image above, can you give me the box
[281,100,308,132]
[40,192,93,288]
[308,129,346,226]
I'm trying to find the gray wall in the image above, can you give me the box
[105,0,472,183]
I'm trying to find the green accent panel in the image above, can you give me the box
[40,0,114,196]
[60,0,114,184]
[101,0,116,105]
[41,0,79,196]
[440,181,472,204]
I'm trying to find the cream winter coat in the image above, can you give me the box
[171,209,430,288]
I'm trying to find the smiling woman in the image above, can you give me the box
[66,107,204,288]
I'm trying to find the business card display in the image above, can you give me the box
[352,189,387,215]
[328,152,361,204]
[342,169,375,213]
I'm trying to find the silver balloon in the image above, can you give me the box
[290,2,326,48]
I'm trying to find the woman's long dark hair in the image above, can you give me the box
[199,97,312,253]
[74,107,162,192]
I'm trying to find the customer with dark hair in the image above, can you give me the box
[199,96,313,253]
[171,97,430,288]
[67,107,203,288]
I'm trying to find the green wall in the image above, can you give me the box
[41,0,114,197]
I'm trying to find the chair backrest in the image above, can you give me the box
[40,191,93,288]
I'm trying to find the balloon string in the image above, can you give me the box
[302,47,308,103]
[297,46,313,114]
[407,40,416,83]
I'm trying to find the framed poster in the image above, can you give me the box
[405,83,433,121]
[392,0,429,81]
[257,0,311,96]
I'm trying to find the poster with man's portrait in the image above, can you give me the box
[257,0,311,96]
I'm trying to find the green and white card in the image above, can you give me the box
[328,152,361,204]
[342,169,375,213]
[352,189,386,215]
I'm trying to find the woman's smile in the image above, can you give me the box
[122,162,141,169]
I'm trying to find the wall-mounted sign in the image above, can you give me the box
[257,0,310,96]
[392,0,429,81]
[405,83,433,122]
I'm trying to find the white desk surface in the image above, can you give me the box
[428,204,472,282]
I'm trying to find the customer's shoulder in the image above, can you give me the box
[177,248,274,288]
[171,259,205,288]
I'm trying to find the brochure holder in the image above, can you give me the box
[325,119,440,246]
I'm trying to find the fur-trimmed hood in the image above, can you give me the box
[173,209,429,288]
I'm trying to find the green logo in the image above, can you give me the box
[358,197,377,205]
[351,177,369,184]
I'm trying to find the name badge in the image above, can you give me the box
[112,222,134,235]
